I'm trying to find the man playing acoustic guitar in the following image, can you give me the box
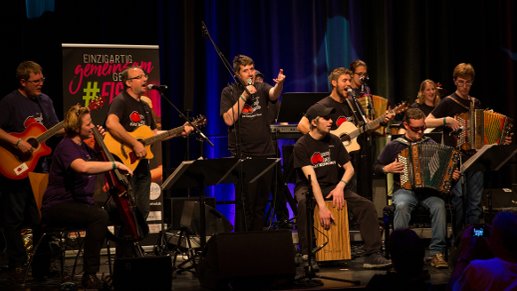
[105,65,193,257]
[0,61,62,281]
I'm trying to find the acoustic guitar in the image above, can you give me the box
[104,115,207,171]
[330,103,408,153]
[0,99,103,180]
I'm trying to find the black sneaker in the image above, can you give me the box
[363,253,392,269]
[81,273,102,289]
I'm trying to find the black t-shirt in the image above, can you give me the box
[107,91,156,132]
[410,102,435,117]
[293,133,350,195]
[430,93,481,147]
[220,82,275,157]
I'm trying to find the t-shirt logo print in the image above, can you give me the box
[336,116,348,127]
[129,111,145,127]
[311,152,324,165]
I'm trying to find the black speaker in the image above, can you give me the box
[198,230,296,290]
[113,256,172,290]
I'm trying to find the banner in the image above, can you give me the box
[62,44,164,240]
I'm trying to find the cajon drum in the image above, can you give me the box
[313,200,351,261]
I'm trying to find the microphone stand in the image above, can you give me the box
[202,20,252,231]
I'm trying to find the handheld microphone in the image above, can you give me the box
[449,126,464,136]
[147,84,168,91]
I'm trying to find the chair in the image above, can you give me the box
[22,172,88,285]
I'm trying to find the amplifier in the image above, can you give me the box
[483,187,517,211]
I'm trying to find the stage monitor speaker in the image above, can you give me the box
[113,256,172,290]
[483,187,517,212]
[198,230,296,290]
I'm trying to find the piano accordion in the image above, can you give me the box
[456,109,513,151]
[398,143,460,193]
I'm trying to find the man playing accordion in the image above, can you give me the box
[374,108,461,269]
[425,63,513,241]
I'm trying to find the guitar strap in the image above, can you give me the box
[445,94,477,111]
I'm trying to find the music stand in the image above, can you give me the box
[460,144,517,219]
[161,157,280,245]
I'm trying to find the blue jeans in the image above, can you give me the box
[451,170,483,235]
[392,189,447,254]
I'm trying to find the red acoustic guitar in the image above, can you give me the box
[0,99,103,180]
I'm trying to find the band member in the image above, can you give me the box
[411,79,442,117]
[293,103,391,269]
[40,104,132,289]
[105,65,192,255]
[374,108,460,269]
[0,61,61,281]
[297,67,393,195]
[425,63,513,236]
[219,54,285,231]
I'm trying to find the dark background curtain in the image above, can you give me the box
[2,0,515,211]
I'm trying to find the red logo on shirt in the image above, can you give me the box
[129,111,142,122]
[336,116,348,127]
[242,104,253,114]
[311,152,324,165]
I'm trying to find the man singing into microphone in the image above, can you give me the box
[219,54,285,232]
[105,65,193,257]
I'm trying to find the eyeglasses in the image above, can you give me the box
[354,72,367,77]
[407,125,426,132]
[25,77,45,85]
[128,74,148,80]
[456,79,473,87]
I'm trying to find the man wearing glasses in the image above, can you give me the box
[374,108,460,269]
[0,61,61,281]
[105,65,193,257]
[425,63,512,241]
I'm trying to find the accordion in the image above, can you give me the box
[398,143,460,193]
[456,109,513,151]
[357,95,388,135]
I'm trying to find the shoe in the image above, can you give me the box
[81,273,102,289]
[429,253,448,269]
[363,253,392,269]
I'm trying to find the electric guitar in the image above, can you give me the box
[104,115,207,172]
[0,99,104,180]
[330,103,408,153]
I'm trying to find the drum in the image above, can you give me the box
[313,200,351,261]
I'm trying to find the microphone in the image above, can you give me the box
[360,75,369,83]
[346,87,356,97]
[449,126,464,136]
[147,84,168,91]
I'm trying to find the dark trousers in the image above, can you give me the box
[234,168,274,232]
[41,202,109,274]
[295,186,382,255]
[0,178,39,268]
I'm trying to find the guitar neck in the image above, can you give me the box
[142,126,184,146]
[37,121,64,143]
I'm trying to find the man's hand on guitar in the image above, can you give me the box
[132,142,146,159]
[16,138,34,154]
[182,122,194,136]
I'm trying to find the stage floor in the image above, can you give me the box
[1,243,452,291]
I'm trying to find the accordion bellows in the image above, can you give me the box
[398,143,460,193]
[456,109,513,150]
